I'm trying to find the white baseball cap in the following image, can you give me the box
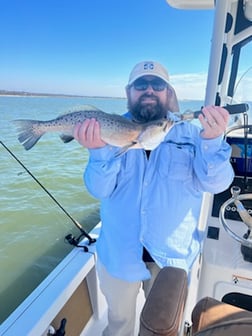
[128,61,170,85]
[127,61,179,112]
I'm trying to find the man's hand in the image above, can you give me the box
[73,118,106,148]
[199,106,229,139]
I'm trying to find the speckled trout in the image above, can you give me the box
[13,105,174,154]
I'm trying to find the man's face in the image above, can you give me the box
[126,75,173,122]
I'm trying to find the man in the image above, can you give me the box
[74,61,234,336]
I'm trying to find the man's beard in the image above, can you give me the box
[128,94,168,122]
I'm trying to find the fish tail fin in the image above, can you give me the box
[12,119,45,150]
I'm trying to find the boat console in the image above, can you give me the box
[198,126,252,315]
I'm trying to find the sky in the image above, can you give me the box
[0,0,251,100]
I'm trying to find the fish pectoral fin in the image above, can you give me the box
[114,141,139,158]
[60,134,74,143]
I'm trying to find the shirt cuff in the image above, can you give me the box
[200,134,224,155]
[88,145,119,161]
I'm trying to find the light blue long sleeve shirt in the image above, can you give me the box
[84,112,234,281]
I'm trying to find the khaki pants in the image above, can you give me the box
[143,262,161,297]
[97,259,161,336]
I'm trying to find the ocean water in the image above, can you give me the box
[1,95,239,322]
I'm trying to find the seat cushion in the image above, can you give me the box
[194,318,252,336]
[140,266,188,336]
[192,297,252,336]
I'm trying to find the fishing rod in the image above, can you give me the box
[0,140,96,246]
[176,103,249,120]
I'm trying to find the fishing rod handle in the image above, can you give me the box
[193,103,249,118]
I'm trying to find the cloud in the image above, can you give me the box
[171,71,252,102]
[233,76,252,102]
[171,73,207,100]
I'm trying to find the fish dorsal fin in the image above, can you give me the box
[59,104,103,116]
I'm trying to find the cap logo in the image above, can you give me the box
[143,62,154,70]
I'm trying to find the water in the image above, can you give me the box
[0,95,228,322]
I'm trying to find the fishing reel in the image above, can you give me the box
[219,186,252,262]
[64,233,89,252]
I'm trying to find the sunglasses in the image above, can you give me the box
[132,78,168,91]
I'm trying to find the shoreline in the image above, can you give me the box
[0,91,207,102]
[0,90,125,100]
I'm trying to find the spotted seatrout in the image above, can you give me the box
[12,105,174,155]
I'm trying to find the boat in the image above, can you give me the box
[1,0,252,335]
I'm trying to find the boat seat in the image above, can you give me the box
[192,296,252,335]
[139,266,252,336]
[139,266,188,336]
